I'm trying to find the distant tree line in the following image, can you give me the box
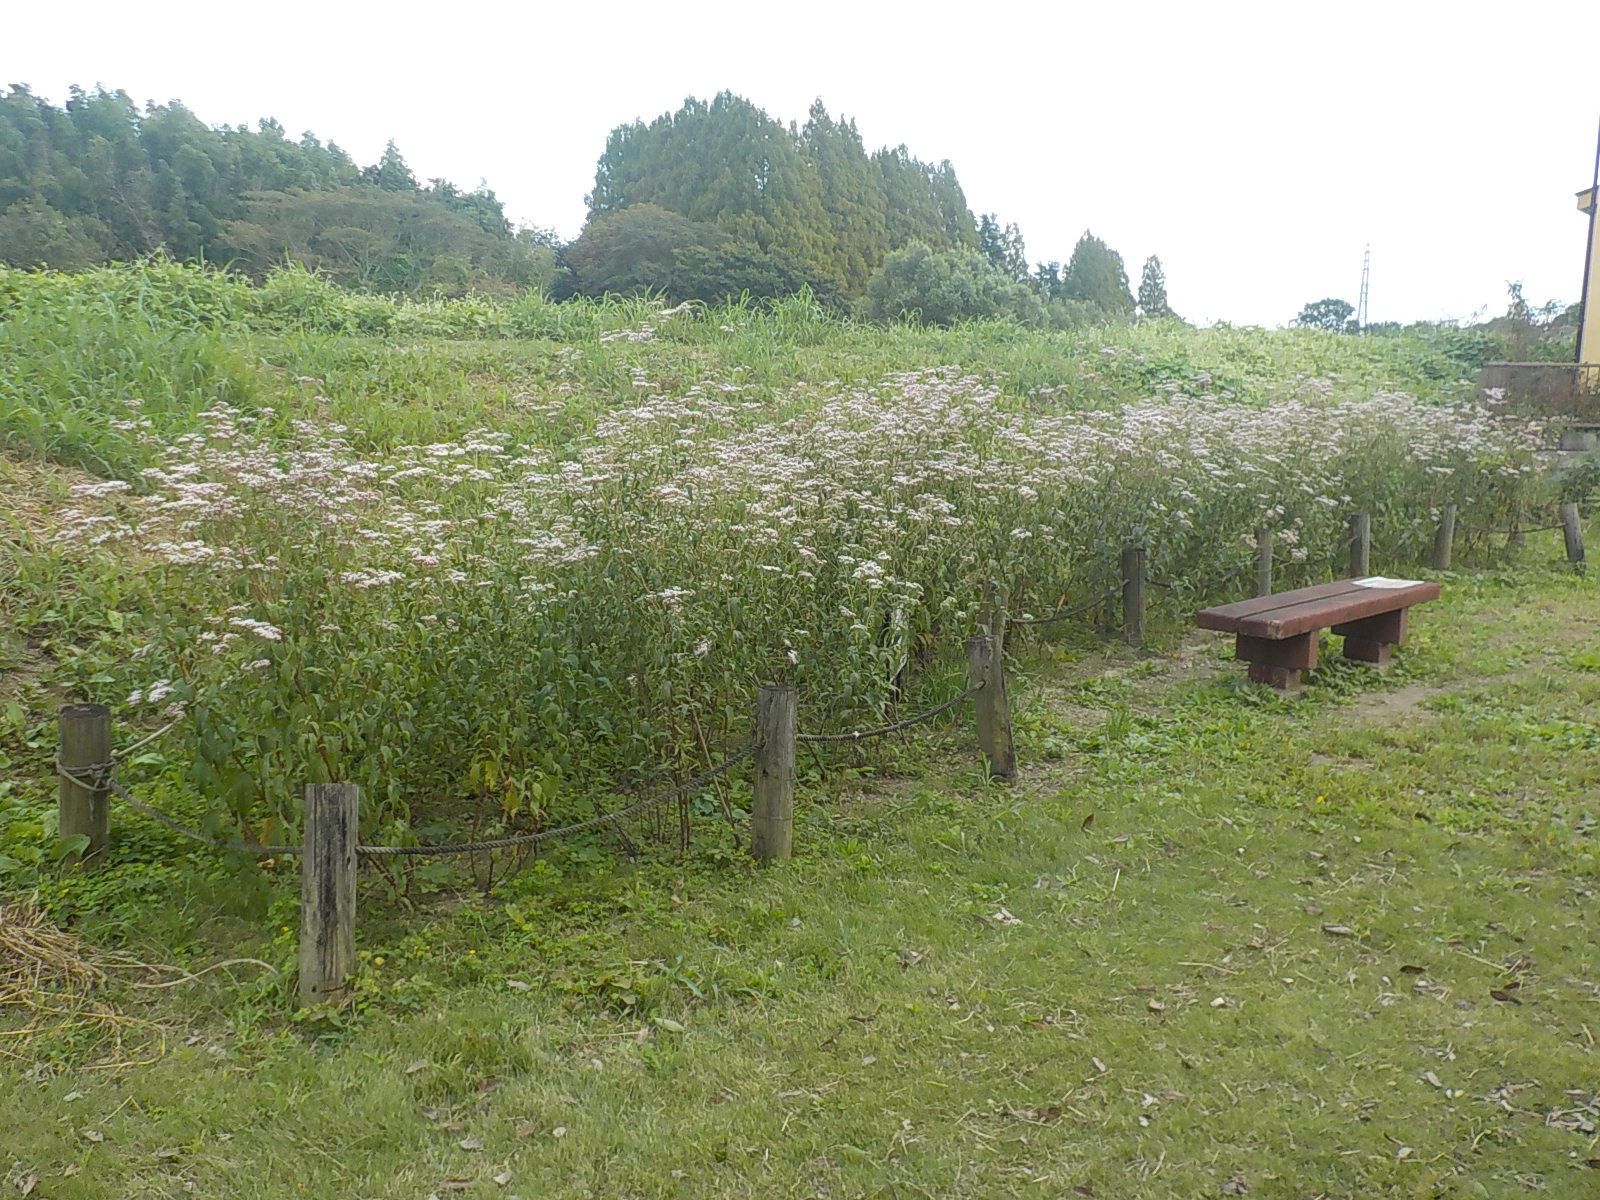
[0,85,555,295]
[0,85,1178,327]
[563,93,1177,327]
[1294,282,1579,362]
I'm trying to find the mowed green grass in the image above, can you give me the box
[3,552,1598,1199]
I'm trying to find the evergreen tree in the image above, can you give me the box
[872,147,977,253]
[366,140,418,191]
[1032,261,1063,302]
[800,100,890,295]
[1136,255,1173,319]
[1061,230,1133,316]
[585,94,978,300]
[977,214,1002,267]
[978,213,1029,283]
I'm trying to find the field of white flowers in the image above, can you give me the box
[0,266,1551,851]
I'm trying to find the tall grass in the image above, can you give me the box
[2,262,1549,847]
[0,279,261,476]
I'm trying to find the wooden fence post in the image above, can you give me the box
[1560,502,1585,565]
[1121,544,1146,648]
[966,634,1016,781]
[299,782,358,1008]
[1431,502,1457,571]
[1350,511,1371,578]
[58,704,111,866]
[1255,527,1273,597]
[751,685,796,862]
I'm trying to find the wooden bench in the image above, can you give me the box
[1196,577,1440,691]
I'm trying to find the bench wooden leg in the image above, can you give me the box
[1341,638,1392,665]
[1247,663,1304,690]
[1332,609,1408,667]
[1235,631,1318,691]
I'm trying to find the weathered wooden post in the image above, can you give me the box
[299,782,358,1008]
[1431,502,1457,571]
[1560,502,1585,565]
[58,704,112,866]
[1350,511,1371,578]
[1255,527,1273,597]
[751,685,796,861]
[966,634,1016,781]
[1121,544,1146,648]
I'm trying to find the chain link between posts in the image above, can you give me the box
[795,682,984,744]
[58,747,756,860]
[1004,587,1120,628]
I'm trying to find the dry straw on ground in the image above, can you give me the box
[0,895,106,1007]
[0,895,161,1067]
[2,895,278,1066]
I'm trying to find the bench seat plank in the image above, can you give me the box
[1235,581,1438,639]
[1195,581,1364,632]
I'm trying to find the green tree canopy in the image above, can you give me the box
[585,93,978,301]
[1293,298,1356,332]
[563,204,722,297]
[673,241,836,306]
[224,187,550,296]
[0,85,534,294]
[1062,231,1133,315]
[864,242,1045,327]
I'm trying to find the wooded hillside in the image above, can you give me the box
[0,85,553,295]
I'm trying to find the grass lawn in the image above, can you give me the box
[3,550,1598,1199]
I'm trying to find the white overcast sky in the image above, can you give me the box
[7,0,1599,326]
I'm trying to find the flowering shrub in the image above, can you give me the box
[40,355,1544,843]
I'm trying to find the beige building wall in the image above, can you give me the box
[1580,186,1600,367]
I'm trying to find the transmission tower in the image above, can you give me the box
[1356,244,1371,332]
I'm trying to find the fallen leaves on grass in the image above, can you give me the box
[1545,1091,1599,1135]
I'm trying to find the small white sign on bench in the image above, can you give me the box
[1352,576,1423,589]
